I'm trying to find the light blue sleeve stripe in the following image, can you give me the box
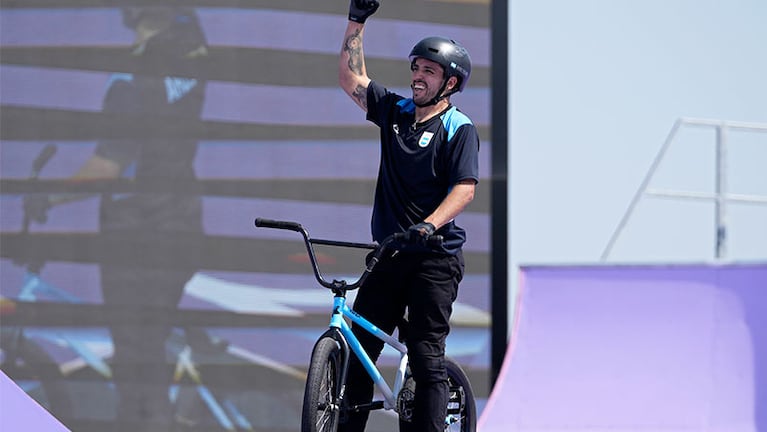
[397,98,416,114]
[441,106,473,141]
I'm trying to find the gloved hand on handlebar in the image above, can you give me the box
[348,0,380,23]
[407,222,436,246]
[23,194,52,224]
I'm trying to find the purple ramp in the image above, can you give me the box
[479,264,766,432]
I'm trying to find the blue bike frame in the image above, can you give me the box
[329,295,409,411]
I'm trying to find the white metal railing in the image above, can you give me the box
[601,117,767,261]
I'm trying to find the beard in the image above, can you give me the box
[411,82,439,106]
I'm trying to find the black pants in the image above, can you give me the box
[99,193,203,430]
[99,223,202,430]
[101,263,192,431]
[338,250,464,432]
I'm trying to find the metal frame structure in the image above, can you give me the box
[601,117,767,261]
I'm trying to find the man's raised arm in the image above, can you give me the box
[339,0,379,112]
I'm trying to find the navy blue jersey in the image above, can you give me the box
[366,81,479,254]
[94,16,207,233]
[95,73,204,232]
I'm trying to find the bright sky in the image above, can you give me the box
[509,0,766,269]
[507,0,767,328]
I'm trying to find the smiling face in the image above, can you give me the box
[410,57,454,106]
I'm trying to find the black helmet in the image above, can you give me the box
[121,7,207,60]
[408,36,472,93]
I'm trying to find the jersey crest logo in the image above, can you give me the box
[418,132,434,148]
[165,77,198,103]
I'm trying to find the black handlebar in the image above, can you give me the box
[254,218,443,292]
[254,218,303,232]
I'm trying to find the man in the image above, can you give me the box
[24,7,208,430]
[338,1,480,431]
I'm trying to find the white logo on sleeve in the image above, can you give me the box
[418,132,434,148]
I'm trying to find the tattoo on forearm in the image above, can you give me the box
[344,29,364,76]
[352,84,368,110]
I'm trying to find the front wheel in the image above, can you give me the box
[301,337,342,432]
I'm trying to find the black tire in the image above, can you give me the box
[301,337,342,432]
[445,357,476,432]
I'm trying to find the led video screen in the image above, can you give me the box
[0,3,491,431]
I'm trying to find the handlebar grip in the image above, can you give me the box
[428,234,444,246]
[254,218,304,232]
[391,233,444,246]
[392,232,409,242]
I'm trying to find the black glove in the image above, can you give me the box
[349,0,380,23]
[23,194,52,224]
[407,222,436,246]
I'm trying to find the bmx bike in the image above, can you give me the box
[254,218,476,432]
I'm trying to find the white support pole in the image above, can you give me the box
[714,124,728,260]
